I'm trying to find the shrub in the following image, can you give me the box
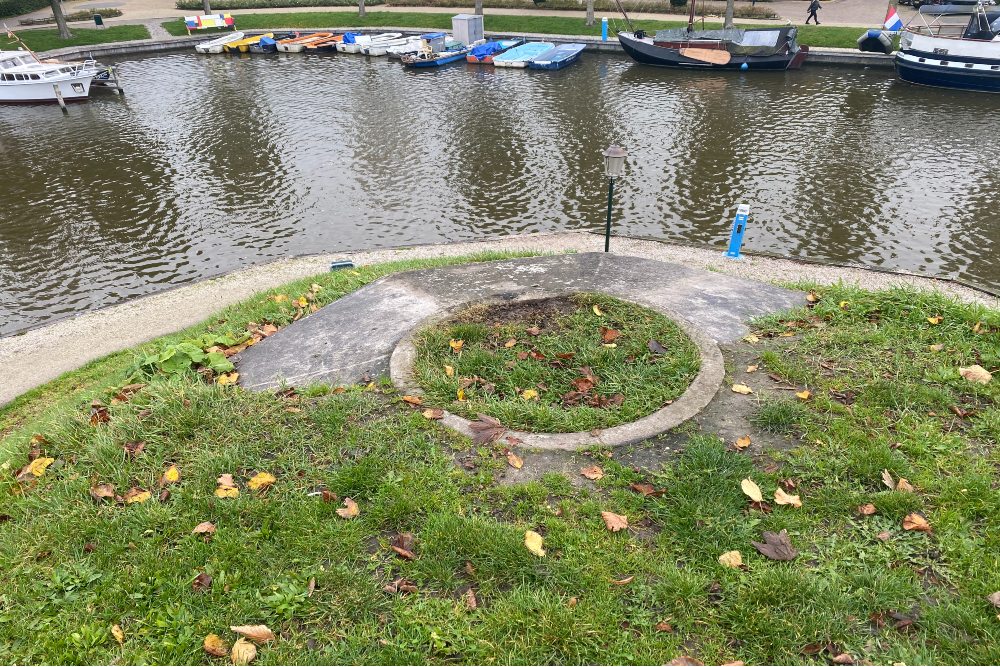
[176,0,379,9]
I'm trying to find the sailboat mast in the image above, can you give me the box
[612,0,635,33]
[687,0,696,33]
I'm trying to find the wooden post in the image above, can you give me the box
[53,83,67,112]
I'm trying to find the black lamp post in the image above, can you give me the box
[602,144,628,253]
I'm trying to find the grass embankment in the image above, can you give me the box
[1,256,999,664]
[1,25,150,51]
[163,11,866,48]
[413,293,700,432]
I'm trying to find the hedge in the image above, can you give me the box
[0,0,49,19]
[176,0,381,9]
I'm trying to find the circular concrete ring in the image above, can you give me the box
[389,292,724,451]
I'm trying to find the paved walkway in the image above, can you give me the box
[14,0,915,30]
[235,253,800,391]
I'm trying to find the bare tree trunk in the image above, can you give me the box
[474,0,483,15]
[724,0,735,29]
[50,0,72,39]
[586,0,594,26]
[202,0,211,12]
[359,0,366,18]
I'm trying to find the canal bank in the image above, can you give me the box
[1,232,994,408]
[41,30,895,67]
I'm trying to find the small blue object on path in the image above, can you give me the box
[330,260,355,271]
[602,17,608,42]
[724,204,750,260]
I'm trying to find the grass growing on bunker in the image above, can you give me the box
[411,294,701,432]
[0,257,999,665]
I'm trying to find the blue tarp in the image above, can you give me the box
[469,41,505,59]
[420,32,446,39]
[342,32,361,44]
[259,36,277,47]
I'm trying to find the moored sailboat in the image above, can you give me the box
[614,0,808,70]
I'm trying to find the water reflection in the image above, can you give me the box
[0,52,995,335]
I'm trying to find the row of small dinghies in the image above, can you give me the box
[194,30,585,70]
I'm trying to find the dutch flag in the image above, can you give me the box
[884,6,904,32]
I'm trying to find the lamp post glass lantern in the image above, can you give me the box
[602,145,627,252]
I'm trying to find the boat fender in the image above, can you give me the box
[740,62,748,70]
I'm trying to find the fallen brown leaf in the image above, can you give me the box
[580,465,604,480]
[986,591,1000,608]
[858,503,877,516]
[667,657,704,666]
[506,451,524,469]
[192,521,216,537]
[401,395,423,406]
[895,478,915,493]
[601,511,628,532]
[89,400,110,426]
[123,440,145,458]
[610,575,634,586]
[881,469,895,489]
[230,624,275,643]
[902,512,931,532]
[336,498,360,519]
[230,637,257,666]
[774,487,802,508]
[831,653,855,665]
[647,339,668,354]
[422,408,444,420]
[752,529,798,561]
[734,435,751,450]
[90,483,116,503]
[600,327,622,344]
[959,364,992,385]
[468,414,506,445]
[192,572,213,592]
[123,487,151,504]
[464,588,478,610]
[654,620,674,632]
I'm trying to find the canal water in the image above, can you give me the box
[1,51,997,335]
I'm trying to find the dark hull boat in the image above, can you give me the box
[617,28,808,71]
[895,5,1000,93]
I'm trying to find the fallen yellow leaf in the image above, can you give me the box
[247,472,276,492]
[928,343,945,352]
[294,296,309,308]
[444,365,455,377]
[795,390,812,400]
[111,624,125,645]
[746,364,759,373]
[217,372,239,386]
[449,339,464,353]
[506,451,523,469]
[592,305,604,316]
[731,384,753,395]
[806,291,819,303]
[522,389,539,400]
[740,478,763,503]
[456,388,466,401]
[231,637,257,666]
[504,338,517,348]
[743,334,759,344]
[214,486,239,499]
[160,464,181,486]
[774,487,802,508]
[718,550,743,568]
[524,530,545,557]
[422,408,444,420]
[401,395,423,406]
[25,457,54,477]
[927,315,943,325]
[124,487,151,504]
[203,634,228,657]
[839,300,849,310]
[734,435,752,450]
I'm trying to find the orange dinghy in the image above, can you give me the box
[276,32,334,53]
[304,34,344,53]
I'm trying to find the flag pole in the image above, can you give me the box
[3,24,41,63]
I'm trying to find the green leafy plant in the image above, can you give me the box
[134,334,242,378]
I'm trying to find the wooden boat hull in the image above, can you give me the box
[618,32,806,71]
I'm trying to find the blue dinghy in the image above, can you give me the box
[528,43,586,70]
[493,41,555,68]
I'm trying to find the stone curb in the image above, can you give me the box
[389,291,725,451]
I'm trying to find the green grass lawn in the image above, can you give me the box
[1,255,998,664]
[412,293,700,432]
[163,12,867,48]
[3,25,150,52]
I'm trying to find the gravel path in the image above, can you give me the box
[1,232,994,408]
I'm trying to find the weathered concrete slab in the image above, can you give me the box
[235,253,802,391]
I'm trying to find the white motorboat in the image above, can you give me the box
[195,31,245,54]
[0,50,100,103]
[362,36,411,56]
[337,32,403,54]
[386,37,425,58]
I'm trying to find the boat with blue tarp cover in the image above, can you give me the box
[528,43,585,69]
[493,41,555,68]
[466,39,523,63]
[248,33,295,53]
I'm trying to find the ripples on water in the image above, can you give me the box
[0,52,997,335]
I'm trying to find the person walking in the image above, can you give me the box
[805,0,821,24]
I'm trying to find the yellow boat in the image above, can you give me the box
[223,33,273,54]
